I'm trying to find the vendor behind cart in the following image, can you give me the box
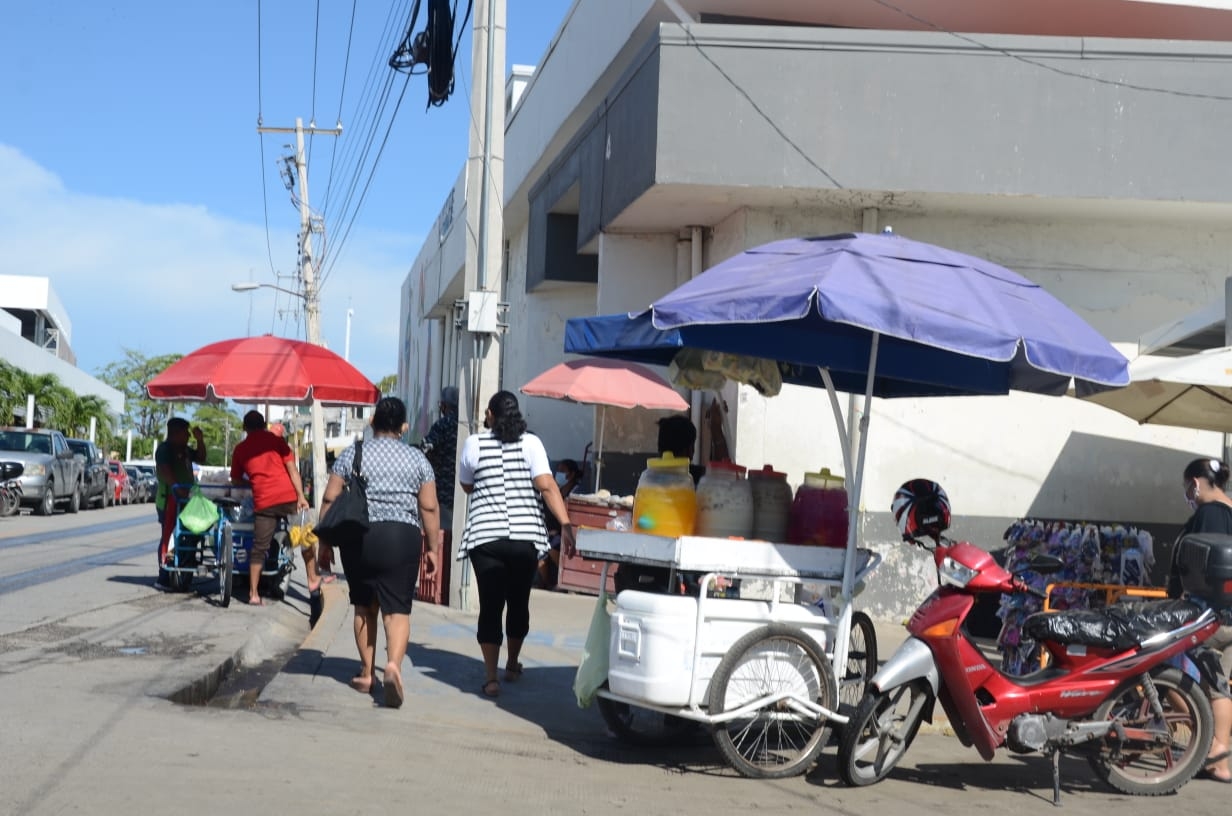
[154,417,207,588]
[230,411,311,608]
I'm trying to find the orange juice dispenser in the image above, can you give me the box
[787,468,849,547]
[633,453,697,537]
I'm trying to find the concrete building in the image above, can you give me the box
[400,0,1232,616]
[0,274,124,419]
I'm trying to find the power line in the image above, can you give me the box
[673,22,843,189]
[319,73,414,288]
[308,0,322,164]
[323,0,411,223]
[321,0,359,216]
[867,0,1232,103]
[255,0,277,278]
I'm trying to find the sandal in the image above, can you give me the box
[384,663,404,709]
[482,679,501,698]
[503,662,524,682]
[1197,768,1232,784]
[349,675,373,694]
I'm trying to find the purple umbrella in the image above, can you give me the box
[566,232,1128,658]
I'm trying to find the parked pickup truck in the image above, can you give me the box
[0,427,86,515]
[66,438,111,509]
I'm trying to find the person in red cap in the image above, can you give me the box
[231,411,314,609]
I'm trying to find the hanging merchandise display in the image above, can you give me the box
[996,520,1155,676]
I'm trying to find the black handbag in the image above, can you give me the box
[315,440,369,547]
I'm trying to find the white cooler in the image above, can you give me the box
[608,590,829,707]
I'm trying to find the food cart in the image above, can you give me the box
[580,528,880,778]
[562,231,1133,778]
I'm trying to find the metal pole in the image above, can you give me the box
[293,117,329,512]
[256,117,341,511]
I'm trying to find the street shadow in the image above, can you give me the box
[806,750,1106,801]
[405,641,726,771]
[106,574,160,587]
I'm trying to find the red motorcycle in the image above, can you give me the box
[837,480,1220,802]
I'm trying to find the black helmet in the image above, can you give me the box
[892,479,951,540]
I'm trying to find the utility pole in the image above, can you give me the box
[256,117,342,511]
[452,0,507,611]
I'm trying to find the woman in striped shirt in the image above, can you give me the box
[458,391,570,698]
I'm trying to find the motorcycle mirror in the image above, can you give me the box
[1026,553,1064,575]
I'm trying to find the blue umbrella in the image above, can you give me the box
[565,232,1129,660]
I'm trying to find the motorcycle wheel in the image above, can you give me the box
[838,680,932,787]
[1086,666,1213,796]
[708,624,836,779]
[839,611,879,711]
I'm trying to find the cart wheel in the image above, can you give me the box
[597,688,696,747]
[168,569,193,593]
[218,524,233,608]
[839,611,878,711]
[708,624,836,779]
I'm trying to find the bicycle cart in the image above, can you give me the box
[578,528,881,778]
[162,483,296,605]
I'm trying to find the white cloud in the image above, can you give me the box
[0,144,416,384]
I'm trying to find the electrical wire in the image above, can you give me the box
[319,73,414,288]
[866,0,1232,103]
[308,0,322,164]
[321,0,359,216]
[255,0,278,278]
[673,21,843,188]
[323,0,411,224]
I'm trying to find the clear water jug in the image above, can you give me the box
[696,461,754,539]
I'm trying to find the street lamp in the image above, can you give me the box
[230,280,329,512]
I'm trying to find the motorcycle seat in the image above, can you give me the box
[1023,599,1202,651]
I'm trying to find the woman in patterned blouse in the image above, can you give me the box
[321,397,440,708]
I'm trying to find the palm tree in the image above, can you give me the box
[6,368,64,427]
[50,392,114,440]
[0,361,20,425]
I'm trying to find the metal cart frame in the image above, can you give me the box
[579,528,881,778]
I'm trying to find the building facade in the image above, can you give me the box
[400,0,1232,616]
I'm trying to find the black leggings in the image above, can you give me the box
[468,538,538,645]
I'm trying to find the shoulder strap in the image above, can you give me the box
[353,440,364,477]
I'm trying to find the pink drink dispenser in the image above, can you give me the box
[787,468,849,547]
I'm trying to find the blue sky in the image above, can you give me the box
[0,0,573,384]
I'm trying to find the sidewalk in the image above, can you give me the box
[260,584,954,737]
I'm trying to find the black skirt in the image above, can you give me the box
[339,521,423,615]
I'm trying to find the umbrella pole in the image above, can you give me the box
[595,405,606,492]
[819,369,854,481]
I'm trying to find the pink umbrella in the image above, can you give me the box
[520,358,688,489]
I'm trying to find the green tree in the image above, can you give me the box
[98,349,184,454]
[0,361,20,425]
[377,374,397,396]
[191,404,243,467]
[1,367,66,426]
[49,391,114,441]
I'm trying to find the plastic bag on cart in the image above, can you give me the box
[179,490,219,534]
[573,589,611,708]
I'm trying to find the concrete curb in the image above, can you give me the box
[165,583,333,706]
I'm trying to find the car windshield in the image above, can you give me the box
[108,462,121,474]
[0,431,50,454]
[67,441,89,456]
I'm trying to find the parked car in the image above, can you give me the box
[125,466,151,503]
[108,460,133,505]
[66,438,111,509]
[127,462,158,502]
[0,427,85,515]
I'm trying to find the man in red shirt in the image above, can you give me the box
[231,411,310,607]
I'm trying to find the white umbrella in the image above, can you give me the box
[1081,346,1232,432]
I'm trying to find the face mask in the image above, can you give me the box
[555,472,569,486]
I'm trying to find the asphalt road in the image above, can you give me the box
[4,507,1232,816]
